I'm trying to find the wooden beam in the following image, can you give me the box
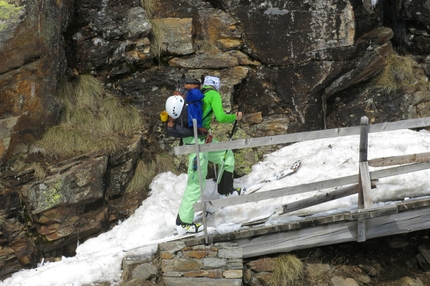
[359,116,369,163]
[368,117,430,133]
[357,217,366,242]
[281,185,358,214]
[370,161,430,180]
[359,162,373,209]
[358,116,372,211]
[348,204,398,220]
[176,117,430,155]
[369,152,430,167]
[196,161,430,212]
[176,126,361,155]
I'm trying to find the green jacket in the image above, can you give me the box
[201,86,236,129]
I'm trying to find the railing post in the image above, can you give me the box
[192,119,208,244]
[357,116,372,242]
[358,116,372,209]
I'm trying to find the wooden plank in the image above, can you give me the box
[176,126,361,155]
[368,117,430,133]
[365,208,430,240]
[358,117,371,212]
[237,221,358,258]
[349,204,398,220]
[281,185,358,214]
[236,207,430,258]
[370,161,430,180]
[196,161,430,212]
[176,117,430,155]
[196,174,359,211]
[397,197,430,211]
[359,116,369,162]
[357,218,366,242]
[369,152,430,167]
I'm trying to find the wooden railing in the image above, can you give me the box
[180,117,430,243]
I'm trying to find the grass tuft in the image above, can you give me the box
[126,154,178,193]
[269,254,305,286]
[374,54,417,92]
[31,162,46,181]
[140,0,154,18]
[0,210,6,228]
[126,160,149,194]
[36,75,142,158]
[150,19,168,59]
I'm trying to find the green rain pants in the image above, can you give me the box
[178,136,235,224]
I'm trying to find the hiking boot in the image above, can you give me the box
[220,187,246,198]
[175,223,205,236]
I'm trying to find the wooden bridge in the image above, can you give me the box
[174,117,430,258]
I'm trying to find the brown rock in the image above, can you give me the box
[151,18,195,56]
[183,249,217,259]
[21,155,108,214]
[162,258,202,273]
[183,269,222,278]
[247,257,275,272]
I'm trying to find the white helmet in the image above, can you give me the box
[165,95,184,119]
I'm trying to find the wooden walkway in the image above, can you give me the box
[177,196,430,258]
[172,117,430,257]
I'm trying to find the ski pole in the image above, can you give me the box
[229,105,242,139]
[216,105,243,184]
[192,118,208,243]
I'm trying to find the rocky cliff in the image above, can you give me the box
[1,0,430,279]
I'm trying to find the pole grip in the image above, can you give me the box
[229,105,243,139]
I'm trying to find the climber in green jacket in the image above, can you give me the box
[175,75,244,235]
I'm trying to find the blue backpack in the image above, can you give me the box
[166,79,208,138]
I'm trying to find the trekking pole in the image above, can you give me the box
[229,105,242,139]
[192,119,209,243]
[216,105,243,184]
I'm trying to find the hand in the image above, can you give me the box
[236,111,243,121]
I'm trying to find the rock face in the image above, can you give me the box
[1,0,430,279]
[0,0,73,163]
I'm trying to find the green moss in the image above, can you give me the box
[0,1,23,32]
[39,180,63,211]
[0,1,22,20]
[49,180,62,202]
[373,54,419,92]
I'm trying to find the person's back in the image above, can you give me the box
[201,79,236,130]
[174,75,244,236]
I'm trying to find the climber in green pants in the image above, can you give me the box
[166,75,244,235]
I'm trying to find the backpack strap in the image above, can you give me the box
[201,86,215,94]
[200,86,215,123]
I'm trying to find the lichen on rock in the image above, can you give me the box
[0,0,24,32]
